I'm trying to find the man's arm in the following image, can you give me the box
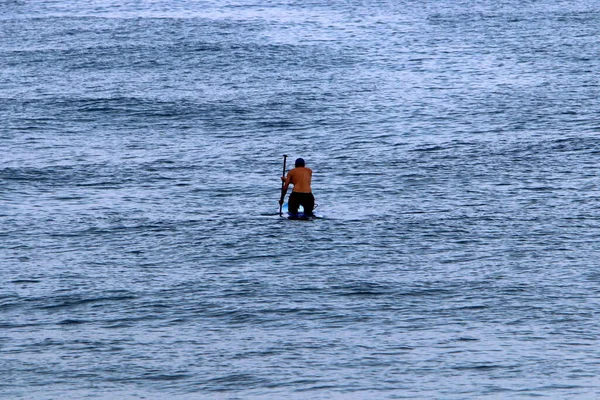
[279,174,291,205]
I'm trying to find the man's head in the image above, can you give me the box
[295,158,305,167]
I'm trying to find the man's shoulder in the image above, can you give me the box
[291,166,312,175]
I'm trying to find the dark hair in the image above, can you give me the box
[295,158,305,167]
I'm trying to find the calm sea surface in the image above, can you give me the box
[2,0,600,398]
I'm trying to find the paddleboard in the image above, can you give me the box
[281,203,322,220]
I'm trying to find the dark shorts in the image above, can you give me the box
[289,192,314,216]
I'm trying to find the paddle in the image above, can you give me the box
[279,154,288,216]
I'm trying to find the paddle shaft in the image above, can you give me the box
[279,154,288,216]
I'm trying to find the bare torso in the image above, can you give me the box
[285,167,312,193]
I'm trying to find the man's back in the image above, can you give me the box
[287,166,312,193]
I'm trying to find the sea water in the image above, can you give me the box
[2,0,600,398]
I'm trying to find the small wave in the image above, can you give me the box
[37,293,137,310]
[331,281,393,297]
[57,319,88,325]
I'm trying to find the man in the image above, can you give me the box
[279,157,315,217]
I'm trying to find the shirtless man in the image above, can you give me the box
[279,157,314,217]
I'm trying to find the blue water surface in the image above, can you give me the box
[2,0,600,398]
